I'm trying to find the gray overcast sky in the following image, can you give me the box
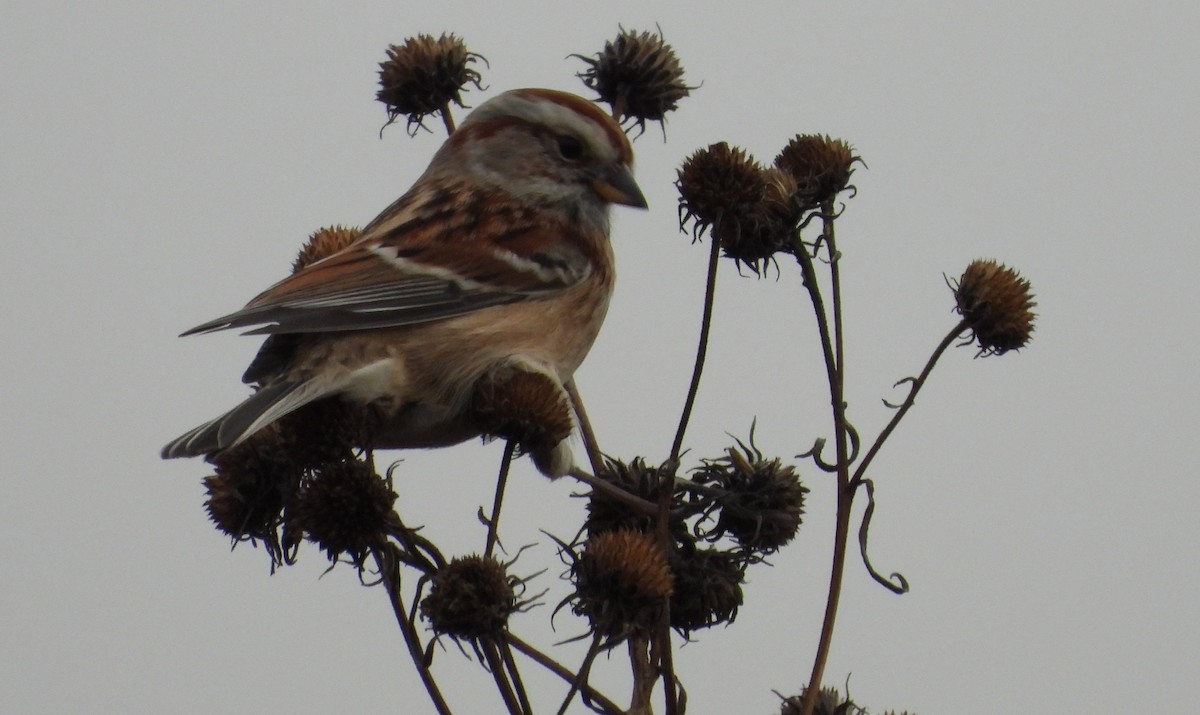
[3,2,1198,713]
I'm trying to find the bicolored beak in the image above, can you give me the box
[594,165,648,208]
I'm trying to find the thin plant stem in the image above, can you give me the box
[555,632,605,715]
[628,636,657,715]
[653,224,722,715]
[792,213,855,715]
[669,227,723,463]
[825,205,846,412]
[440,104,457,135]
[371,546,454,715]
[482,638,525,715]
[851,318,969,487]
[568,467,658,516]
[652,619,679,715]
[791,236,840,416]
[566,379,606,477]
[506,633,623,715]
[497,638,533,715]
[485,441,517,559]
[798,480,852,715]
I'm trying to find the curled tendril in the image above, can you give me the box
[797,423,859,472]
[856,478,909,594]
[845,421,861,464]
[882,376,917,409]
[795,208,825,234]
[798,437,838,472]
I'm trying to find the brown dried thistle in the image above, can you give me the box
[952,259,1037,356]
[574,26,692,131]
[282,458,396,568]
[377,33,485,133]
[420,555,521,643]
[468,365,574,477]
[667,542,746,636]
[775,134,861,205]
[568,529,674,639]
[691,435,809,554]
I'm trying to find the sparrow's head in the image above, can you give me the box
[434,88,648,218]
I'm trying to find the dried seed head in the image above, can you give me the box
[584,458,667,537]
[775,134,860,204]
[668,544,745,635]
[292,225,362,274]
[691,437,808,553]
[203,455,287,544]
[677,142,766,238]
[714,167,804,275]
[778,687,859,715]
[571,529,673,637]
[283,459,396,567]
[203,440,301,566]
[469,366,574,473]
[420,555,518,641]
[273,398,385,468]
[953,259,1037,356]
[376,33,484,132]
[575,27,691,130]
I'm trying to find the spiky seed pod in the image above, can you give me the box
[376,33,484,131]
[202,459,286,542]
[778,687,860,715]
[676,142,766,239]
[691,438,808,553]
[272,398,385,468]
[774,134,860,205]
[713,167,805,275]
[292,225,362,274]
[667,544,745,635]
[952,259,1037,356]
[420,555,518,641]
[570,529,673,638]
[468,366,574,474]
[574,27,691,130]
[584,457,680,537]
[203,442,299,566]
[282,458,396,567]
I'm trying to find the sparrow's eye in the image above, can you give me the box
[556,134,585,161]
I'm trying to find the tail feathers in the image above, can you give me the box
[161,379,339,459]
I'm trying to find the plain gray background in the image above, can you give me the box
[3,1,1197,713]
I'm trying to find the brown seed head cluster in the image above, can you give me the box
[270,398,383,469]
[584,457,673,537]
[570,529,673,637]
[778,687,859,715]
[677,144,805,274]
[692,440,808,553]
[377,33,484,131]
[203,441,301,566]
[420,555,518,641]
[953,259,1037,356]
[575,27,691,130]
[202,460,284,542]
[677,142,765,236]
[292,225,362,274]
[469,366,574,474]
[667,544,745,635]
[283,459,396,567]
[774,134,860,205]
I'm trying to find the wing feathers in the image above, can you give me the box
[161,378,344,458]
[182,224,592,337]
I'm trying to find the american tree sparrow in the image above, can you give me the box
[162,88,646,476]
